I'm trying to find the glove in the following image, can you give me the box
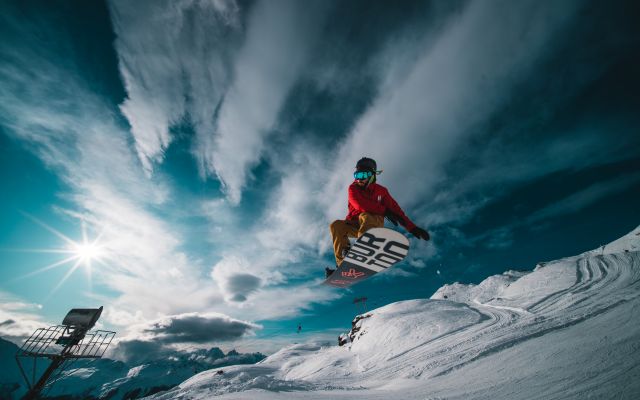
[410,226,430,241]
[384,210,402,226]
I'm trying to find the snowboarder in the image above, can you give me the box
[326,157,430,277]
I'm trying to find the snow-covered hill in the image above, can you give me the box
[149,225,640,400]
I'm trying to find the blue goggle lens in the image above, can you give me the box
[354,171,373,180]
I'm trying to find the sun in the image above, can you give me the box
[73,241,104,264]
[11,213,111,296]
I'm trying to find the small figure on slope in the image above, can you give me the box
[326,157,430,277]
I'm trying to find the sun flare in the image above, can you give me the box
[74,241,103,264]
[13,213,111,296]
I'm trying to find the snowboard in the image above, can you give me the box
[324,227,410,288]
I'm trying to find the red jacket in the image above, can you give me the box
[346,182,417,231]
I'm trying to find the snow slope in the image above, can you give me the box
[150,225,640,399]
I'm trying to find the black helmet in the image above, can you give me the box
[355,157,377,172]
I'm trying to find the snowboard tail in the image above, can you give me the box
[324,227,410,288]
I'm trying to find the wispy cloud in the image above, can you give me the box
[254,149,331,256]
[110,0,332,204]
[2,0,637,357]
[244,284,338,321]
[526,172,640,225]
[219,0,585,282]
[422,123,638,229]
[0,4,340,339]
[209,250,341,320]
[108,0,241,174]
[204,0,332,203]
[0,291,48,344]
[0,4,224,326]
[459,172,640,250]
[323,0,581,224]
[0,8,339,336]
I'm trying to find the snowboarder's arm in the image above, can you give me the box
[382,189,417,232]
[348,185,386,215]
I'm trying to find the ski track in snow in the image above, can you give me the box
[148,227,640,399]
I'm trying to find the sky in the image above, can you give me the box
[0,0,639,360]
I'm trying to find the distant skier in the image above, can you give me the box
[326,157,430,277]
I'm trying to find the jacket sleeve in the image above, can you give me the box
[382,188,417,231]
[348,184,386,215]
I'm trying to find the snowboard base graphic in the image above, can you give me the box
[324,227,410,288]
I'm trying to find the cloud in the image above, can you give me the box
[203,0,332,203]
[225,274,262,302]
[108,339,168,364]
[483,227,515,250]
[208,157,336,302]
[526,172,640,225]
[144,312,259,343]
[0,292,49,344]
[254,148,330,255]
[110,0,333,204]
[205,145,345,314]
[322,0,581,223]
[210,243,341,320]
[0,4,339,334]
[0,4,225,324]
[242,284,338,321]
[108,312,259,364]
[4,0,636,358]
[459,172,640,250]
[0,301,43,312]
[421,121,638,230]
[211,256,263,303]
[108,0,241,174]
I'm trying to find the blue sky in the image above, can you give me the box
[1,0,639,358]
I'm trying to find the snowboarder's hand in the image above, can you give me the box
[385,210,402,226]
[411,227,430,241]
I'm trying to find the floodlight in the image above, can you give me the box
[61,307,103,330]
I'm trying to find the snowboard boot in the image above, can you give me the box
[325,267,336,278]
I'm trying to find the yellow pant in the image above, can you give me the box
[329,212,384,266]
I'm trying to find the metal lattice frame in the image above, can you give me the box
[16,325,115,359]
[15,325,115,399]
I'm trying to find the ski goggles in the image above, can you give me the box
[354,170,374,180]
